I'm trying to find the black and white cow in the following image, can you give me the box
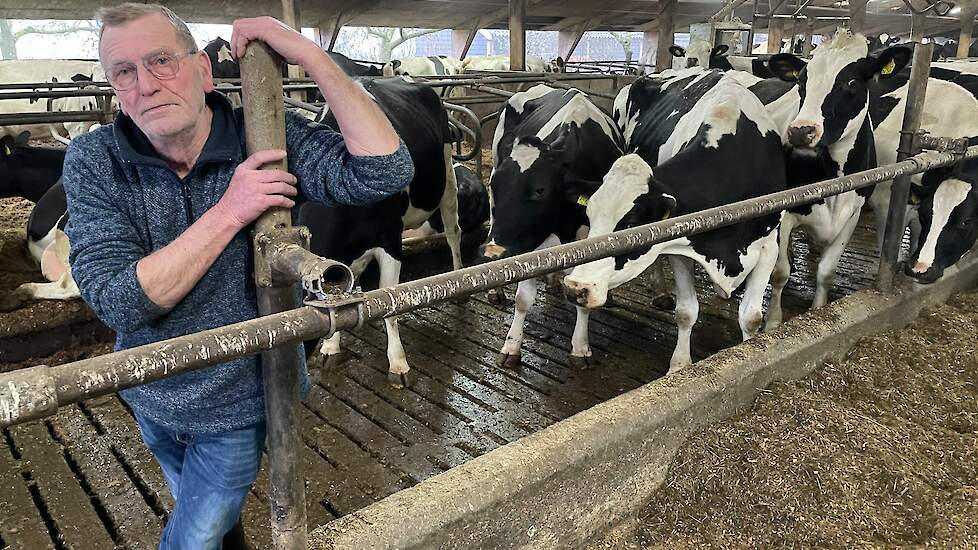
[670,43,775,78]
[563,69,785,372]
[734,31,910,329]
[403,162,488,239]
[461,55,562,73]
[478,84,622,367]
[382,56,464,77]
[0,59,106,141]
[303,76,461,387]
[906,138,978,283]
[0,137,76,309]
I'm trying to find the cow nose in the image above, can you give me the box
[562,279,592,306]
[787,125,818,147]
[479,242,507,261]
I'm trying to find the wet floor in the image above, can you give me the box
[0,212,887,549]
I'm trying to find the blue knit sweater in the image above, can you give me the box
[63,92,413,433]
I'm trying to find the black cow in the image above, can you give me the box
[1,132,65,202]
[564,69,785,373]
[405,163,488,238]
[478,83,623,368]
[302,77,460,387]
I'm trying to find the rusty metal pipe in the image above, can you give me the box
[877,15,933,292]
[0,307,329,427]
[269,243,355,293]
[240,41,307,549]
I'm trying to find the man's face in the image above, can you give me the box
[100,13,214,142]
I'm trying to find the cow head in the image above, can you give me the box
[382,59,403,77]
[769,30,910,152]
[480,127,599,261]
[204,37,240,79]
[563,154,676,309]
[907,155,978,284]
[548,57,565,73]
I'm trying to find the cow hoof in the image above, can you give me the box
[388,371,412,388]
[325,352,352,370]
[487,288,507,305]
[498,353,522,369]
[651,294,676,310]
[569,355,593,369]
[307,352,327,371]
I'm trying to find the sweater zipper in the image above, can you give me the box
[181,179,194,226]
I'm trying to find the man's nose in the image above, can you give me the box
[136,64,162,95]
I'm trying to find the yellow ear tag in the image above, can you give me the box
[789,70,799,79]
[577,195,588,206]
[881,59,896,75]
[2,145,9,156]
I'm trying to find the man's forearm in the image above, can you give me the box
[136,206,242,310]
[303,51,400,156]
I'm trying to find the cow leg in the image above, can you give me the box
[317,332,350,370]
[764,216,796,331]
[440,144,463,271]
[568,305,592,368]
[648,259,676,310]
[499,277,539,369]
[868,183,892,254]
[667,256,698,375]
[738,237,779,341]
[376,249,411,388]
[813,212,860,308]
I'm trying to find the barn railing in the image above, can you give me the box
[3,140,975,429]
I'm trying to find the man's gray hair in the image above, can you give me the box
[96,3,197,53]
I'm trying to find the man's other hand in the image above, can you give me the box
[216,149,298,228]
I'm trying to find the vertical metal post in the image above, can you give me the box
[877,13,932,292]
[239,42,308,550]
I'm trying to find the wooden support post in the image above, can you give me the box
[240,41,308,550]
[958,2,977,58]
[453,27,479,59]
[848,0,868,34]
[802,17,814,56]
[320,14,342,52]
[557,25,587,61]
[281,0,304,100]
[509,0,526,71]
[655,0,677,72]
[767,19,784,54]
[642,30,657,72]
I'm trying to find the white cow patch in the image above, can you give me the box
[510,140,541,172]
[218,44,233,64]
[915,178,972,271]
[536,92,620,151]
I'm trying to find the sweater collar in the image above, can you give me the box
[113,91,242,170]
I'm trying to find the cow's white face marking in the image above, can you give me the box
[915,178,972,271]
[791,30,868,144]
[510,140,540,172]
[218,44,233,64]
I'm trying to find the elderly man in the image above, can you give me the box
[63,3,412,548]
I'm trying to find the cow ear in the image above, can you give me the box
[1,136,12,157]
[15,131,30,147]
[669,45,686,58]
[563,176,603,205]
[657,192,677,221]
[872,46,912,79]
[712,45,729,57]
[768,54,806,82]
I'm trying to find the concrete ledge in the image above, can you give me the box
[310,254,978,550]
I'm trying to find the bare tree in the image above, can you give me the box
[366,27,443,61]
[607,31,635,63]
[1,19,99,60]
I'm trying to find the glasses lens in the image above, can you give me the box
[146,52,179,80]
[109,65,137,91]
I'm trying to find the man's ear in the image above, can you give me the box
[669,45,686,58]
[871,46,912,79]
[768,54,806,82]
[197,50,215,93]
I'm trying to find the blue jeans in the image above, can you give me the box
[134,412,266,550]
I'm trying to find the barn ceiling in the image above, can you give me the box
[0,0,967,37]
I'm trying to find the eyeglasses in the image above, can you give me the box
[106,50,197,91]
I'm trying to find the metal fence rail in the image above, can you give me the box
[3,144,974,429]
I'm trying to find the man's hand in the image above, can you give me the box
[216,149,298,228]
[230,16,319,67]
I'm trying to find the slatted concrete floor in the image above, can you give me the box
[0,213,887,549]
